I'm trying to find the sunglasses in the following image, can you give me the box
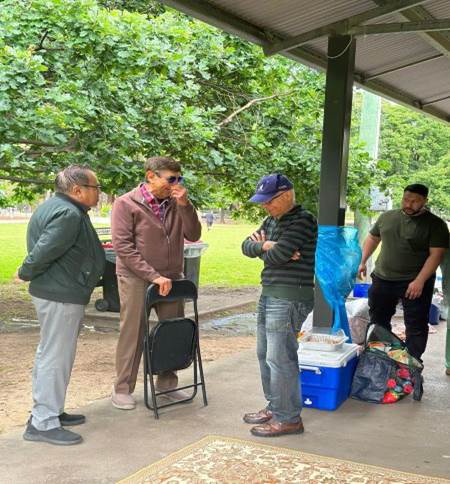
[155,172,184,185]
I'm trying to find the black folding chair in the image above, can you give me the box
[143,279,208,419]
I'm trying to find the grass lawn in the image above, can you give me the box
[199,223,261,286]
[0,223,28,283]
[0,222,262,286]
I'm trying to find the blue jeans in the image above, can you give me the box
[256,296,313,423]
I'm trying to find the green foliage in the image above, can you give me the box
[378,102,450,214]
[0,0,380,216]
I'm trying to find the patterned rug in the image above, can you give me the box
[118,435,449,483]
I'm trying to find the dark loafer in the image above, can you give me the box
[250,419,304,437]
[59,412,86,426]
[243,408,273,424]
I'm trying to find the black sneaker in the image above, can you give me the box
[23,421,82,446]
[59,412,86,426]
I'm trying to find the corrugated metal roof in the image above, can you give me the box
[161,0,450,123]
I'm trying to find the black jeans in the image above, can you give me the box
[368,274,435,360]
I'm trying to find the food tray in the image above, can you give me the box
[299,332,348,351]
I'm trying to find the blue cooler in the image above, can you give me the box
[353,283,371,298]
[298,343,359,411]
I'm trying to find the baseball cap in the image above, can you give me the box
[249,173,294,203]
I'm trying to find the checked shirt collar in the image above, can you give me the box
[140,183,169,222]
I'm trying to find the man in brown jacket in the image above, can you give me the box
[111,156,201,409]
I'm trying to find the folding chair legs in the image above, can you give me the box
[143,339,208,419]
[196,337,208,406]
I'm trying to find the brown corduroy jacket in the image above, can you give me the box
[111,186,201,282]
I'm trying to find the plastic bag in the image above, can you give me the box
[350,324,423,403]
[315,226,361,340]
[346,299,370,345]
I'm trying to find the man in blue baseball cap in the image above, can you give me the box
[242,173,317,437]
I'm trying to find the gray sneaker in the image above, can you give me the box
[23,420,82,446]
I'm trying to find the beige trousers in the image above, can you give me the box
[114,273,184,394]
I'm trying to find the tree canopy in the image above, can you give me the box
[0,0,448,216]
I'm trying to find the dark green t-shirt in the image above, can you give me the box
[370,209,449,281]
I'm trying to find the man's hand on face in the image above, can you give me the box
[405,279,424,299]
[170,184,189,206]
[153,276,172,296]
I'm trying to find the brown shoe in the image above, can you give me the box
[250,419,304,437]
[243,408,273,424]
[446,369,450,376]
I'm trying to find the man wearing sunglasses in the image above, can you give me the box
[111,156,201,410]
[241,173,317,438]
[18,165,105,445]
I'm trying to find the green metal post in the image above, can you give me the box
[313,35,356,328]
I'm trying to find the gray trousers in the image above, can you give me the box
[31,297,85,431]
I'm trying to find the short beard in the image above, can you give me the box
[403,207,425,216]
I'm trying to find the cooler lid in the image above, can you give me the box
[298,343,359,368]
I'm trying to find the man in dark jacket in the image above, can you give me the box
[242,174,317,437]
[18,165,105,445]
[111,156,201,410]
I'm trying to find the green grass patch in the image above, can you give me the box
[0,223,28,283]
[199,223,261,287]
[0,222,262,287]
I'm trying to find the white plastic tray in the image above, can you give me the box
[299,332,348,351]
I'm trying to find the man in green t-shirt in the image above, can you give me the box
[358,184,449,361]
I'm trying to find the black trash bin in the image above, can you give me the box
[95,248,120,312]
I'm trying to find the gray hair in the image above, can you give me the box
[54,165,92,194]
[144,156,181,173]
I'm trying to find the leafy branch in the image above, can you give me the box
[218,91,296,127]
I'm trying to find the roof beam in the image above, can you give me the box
[157,0,329,70]
[374,0,450,59]
[157,0,449,124]
[348,19,450,36]
[364,54,443,81]
[264,0,428,56]
[157,0,268,44]
[421,94,450,107]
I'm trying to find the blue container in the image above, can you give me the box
[353,283,371,298]
[298,344,359,411]
[429,303,439,325]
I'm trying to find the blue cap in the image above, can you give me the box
[249,174,293,203]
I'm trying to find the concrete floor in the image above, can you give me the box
[1,323,449,483]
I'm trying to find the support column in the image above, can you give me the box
[313,35,356,328]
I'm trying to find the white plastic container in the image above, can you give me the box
[298,329,348,351]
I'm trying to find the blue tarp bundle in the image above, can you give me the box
[315,226,362,341]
